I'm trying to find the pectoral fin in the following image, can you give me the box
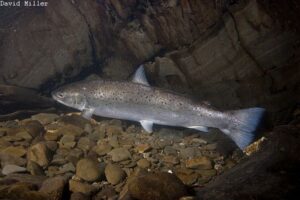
[82,108,94,119]
[188,126,209,132]
[140,120,153,133]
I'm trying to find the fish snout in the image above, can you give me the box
[51,90,59,101]
[51,90,66,102]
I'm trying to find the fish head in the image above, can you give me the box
[52,84,87,111]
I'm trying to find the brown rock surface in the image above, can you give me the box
[39,176,66,200]
[27,142,52,168]
[69,179,96,195]
[196,124,300,199]
[76,158,103,182]
[128,172,188,200]
[104,163,126,185]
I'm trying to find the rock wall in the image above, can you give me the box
[0,1,95,88]
[0,0,220,88]
[144,1,299,125]
[0,0,299,124]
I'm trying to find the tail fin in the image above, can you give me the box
[222,107,265,150]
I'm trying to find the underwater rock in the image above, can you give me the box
[59,135,76,149]
[58,115,90,130]
[1,146,27,157]
[0,182,47,200]
[202,143,218,151]
[135,143,152,153]
[31,113,59,125]
[16,130,33,141]
[56,124,84,137]
[45,141,58,152]
[196,169,217,184]
[1,173,47,187]
[92,143,112,156]
[44,131,61,141]
[88,127,106,141]
[76,158,103,182]
[180,147,200,159]
[22,120,45,138]
[27,142,52,168]
[108,136,120,148]
[136,158,151,169]
[2,110,297,199]
[39,176,66,200]
[69,179,96,195]
[51,154,67,166]
[162,155,180,165]
[93,185,118,200]
[105,163,126,185]
[65,148,84,166]
[0,153,27,166]
[58,162,76,174]
[179,196,197,200]
[0,139,11,150]
[128,172,188,200]
[2,164,27,175]
[155,138,173,149]
[27,161,45,176]
[175,169,198,186]
[108,148,131,162]
[196,124,300,199]
[106,124,123,137]
[185,156,212,169]
[164,146,178,156]
[70,192,90,200]
[77,137,94,152]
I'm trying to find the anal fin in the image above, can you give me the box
[140,120,153,133]
[82,108,94,120]
[188,126,209,132]
[221,129,230,134]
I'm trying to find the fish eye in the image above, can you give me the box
[57,92,65,98]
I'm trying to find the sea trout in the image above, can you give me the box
[52,66,265,149]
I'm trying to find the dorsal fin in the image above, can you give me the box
[132,65,149,86]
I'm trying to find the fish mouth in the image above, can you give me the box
[51,91,64,105]
[51,91,59,101]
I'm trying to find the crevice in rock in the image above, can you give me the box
[227,9,266,77]
[39,1,104,95]
[69,1,99,68]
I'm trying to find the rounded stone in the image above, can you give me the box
[27,142,52,167]
[128,172,188,200]
[69,179,96,195]
[39,176,66,200]
[70,192,90,200]
[22,120,45,138]
[104,164,126,185]
[92,144,112,156]
[77,137,93,151]
[59,135,76,149]
[44,131,60,141]
[108,148,131,162]
[2,164,27,175]
[76,158,102,182]
[27,161,45,176]
[137,159,151,169]
[31,113,59,125]
[1,146,27,157]
[185,156,212,169]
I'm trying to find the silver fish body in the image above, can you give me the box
[52,66,265,149]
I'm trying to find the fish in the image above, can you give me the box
[52,65,265,149]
